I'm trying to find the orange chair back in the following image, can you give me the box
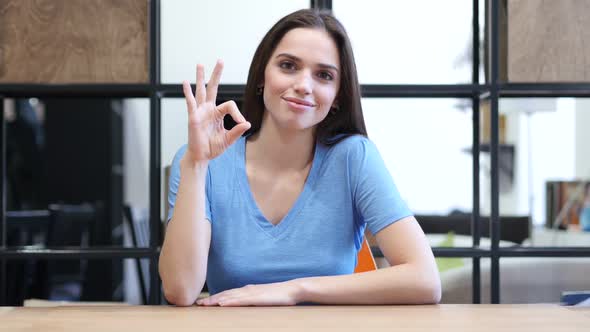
[354,237,377,273]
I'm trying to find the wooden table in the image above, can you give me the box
[0,304,588,331]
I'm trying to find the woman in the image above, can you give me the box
[159,9,441,306]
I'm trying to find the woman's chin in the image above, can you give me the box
[277,120,316,133]
[264,110,321,133]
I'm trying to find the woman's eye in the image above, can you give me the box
[318,71,334,81]
[279,61,296,70]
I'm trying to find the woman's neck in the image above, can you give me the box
[246,119,316,174]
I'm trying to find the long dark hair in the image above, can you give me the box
[242,9,367,146]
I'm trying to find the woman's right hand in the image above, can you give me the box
[182,60,251,164]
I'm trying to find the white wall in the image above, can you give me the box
[362,99,473,215]
[333,0,473,84]
[161,0,307,84]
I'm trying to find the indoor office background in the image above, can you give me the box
[1,0,589,306]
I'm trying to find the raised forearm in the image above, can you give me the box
[294,264,441,305]
[159,157,210,305]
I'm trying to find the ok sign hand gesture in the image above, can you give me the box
[182,60,251,163]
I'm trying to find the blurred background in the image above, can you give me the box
[1,0,589,305]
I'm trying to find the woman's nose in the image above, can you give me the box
[293,71,312,95]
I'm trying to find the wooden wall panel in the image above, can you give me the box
[508,0,590,82]
[0,0,148,84]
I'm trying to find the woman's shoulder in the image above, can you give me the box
[324,134,376,157]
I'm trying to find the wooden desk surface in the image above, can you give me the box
[0,304,588,332]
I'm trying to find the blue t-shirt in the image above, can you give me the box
[167,135,412,295]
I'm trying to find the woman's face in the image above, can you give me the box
[262,28,341,134]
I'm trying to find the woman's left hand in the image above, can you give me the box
[196,281,301,307]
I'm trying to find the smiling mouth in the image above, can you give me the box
[282,97,316,107]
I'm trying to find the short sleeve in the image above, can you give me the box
[351,138,412,235]
[167,145,212,223]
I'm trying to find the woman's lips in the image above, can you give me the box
[283,97,315,112]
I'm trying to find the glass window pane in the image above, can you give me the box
[500,258,590,303]
[161,0,308,84]
[161,98,188,221]
[438,257,590,304]
[11,258,151,304]
[161,99,187,172]
[362,98,475,248]
[363,98,473,214]
[122,98,151,245]
[478,0,485,84]
[123,258,152,304]
[333,0,473,84]
[490,97,590,247]
[5,98,150,250]
[438,257,478,303]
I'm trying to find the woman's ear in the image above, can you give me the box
[333,94,340,109]
[331,99,339,110]
[330,103,339,115]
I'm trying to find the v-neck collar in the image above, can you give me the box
[236,135,323,239]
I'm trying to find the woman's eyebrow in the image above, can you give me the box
[276,53,339,73]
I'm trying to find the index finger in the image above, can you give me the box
[216,100,246,123]
[206,59,224,103]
